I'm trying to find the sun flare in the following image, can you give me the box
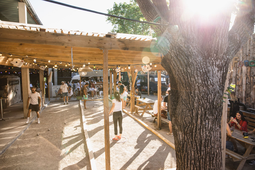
[183,0,236,19]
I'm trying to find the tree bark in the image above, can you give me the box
[137,0,255,169]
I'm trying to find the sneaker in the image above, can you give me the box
[67,102,68,105]
[38,119,40,124]
[26,119,29,124]
[167,132,173,135]
[64,103,66,105]
[249,160,255,165]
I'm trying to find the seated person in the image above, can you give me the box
[135,88,142,98]
[153,96,167,119]
[98,85,103,97]
[163,90,173,135]
[228,111,248,132]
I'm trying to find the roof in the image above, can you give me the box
[0,21,165,71]
[0,0,42,25]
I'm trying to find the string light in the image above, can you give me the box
[33,59,36,63]
[48,60,51,63]
[88,62,90,64]
[150,63,152,65]
[94,65,95,68]
[83,64,85,67]
[128,65,130,69]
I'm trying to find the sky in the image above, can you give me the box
[29,0,131,33]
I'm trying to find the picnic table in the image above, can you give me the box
[135,98,155,117]
[126,93,140,108]
[226,129,255,170]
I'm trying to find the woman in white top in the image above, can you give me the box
[109,91,123,141]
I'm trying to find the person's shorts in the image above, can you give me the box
[123,96,127,101]
[167,111,171,121]
[62,92,68,97]
[29,104,40,112]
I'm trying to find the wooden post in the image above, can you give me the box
[157,71,162,129]
[222,69,230,169]
[103,49,110,170]
[147,71,150,95]
[119,71,121,81]
[80,76,82,96]
[21,67,30,118]
[39,70,44,107]
[48,69,52,101]
[110,71,113,99]
[113,71,117,93]
[130,67,138,114]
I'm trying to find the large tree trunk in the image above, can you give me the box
[137,0,255,169]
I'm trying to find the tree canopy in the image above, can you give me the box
[107,0,151,35]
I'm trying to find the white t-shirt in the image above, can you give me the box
[153,100,163,114]
[60,84,68,93]
[112,99,122,112]
[29,92,40,105]
[137,79,141,86]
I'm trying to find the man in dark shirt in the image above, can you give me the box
[163,90,172,135]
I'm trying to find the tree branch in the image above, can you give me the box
[151,0,170,22]
[137,0,159,22]
[226,1,255,58]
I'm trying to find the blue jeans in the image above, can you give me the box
[167,111,171,121]
[226,141,234,151]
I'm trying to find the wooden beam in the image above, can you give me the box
[147,71,150,95]
[110,71,113,99]
[157,71,162,129]
[103,49,110,170]
[39,70,45,107]
[0,28,155,52]
[21,67,30,118]
[113,71,117,93]
[130,67,138,113]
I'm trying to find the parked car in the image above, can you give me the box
[137,74,168,94]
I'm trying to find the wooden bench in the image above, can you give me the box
[240,110,255,131]
[134,105,146,115]
[226,149,244,162]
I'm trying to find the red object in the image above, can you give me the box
[230,118,248,132]
[112,137,119,141]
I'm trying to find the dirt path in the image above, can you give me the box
[83,100,176,170]
[0,101,90,170]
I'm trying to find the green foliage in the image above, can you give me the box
[107,0,151,35]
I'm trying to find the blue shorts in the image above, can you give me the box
[167,111,171,121]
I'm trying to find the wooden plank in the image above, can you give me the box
[226,149,243,161]
[157,71,162,129]
[0,28,155,52]
[242,111,255,119]
[103,49,110,170]
[21,68,30,118]
[110,71,112,99]
[147,71,150,95]
[39,70,45,107]
[113,71,117,93]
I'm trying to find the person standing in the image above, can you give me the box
[136,78,141,91]
[163,90,173,135]
[83,83,89,109]
[26,87,41,124]
[60,81,69,105]
[109,92,123,141]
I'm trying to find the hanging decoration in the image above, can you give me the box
[141,64,152,72]
[11,58,24,68]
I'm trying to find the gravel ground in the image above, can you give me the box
[0,101,90,170]
[83,100,176,170]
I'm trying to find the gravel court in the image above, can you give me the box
[84,100,176,170]
[0,101,91,170]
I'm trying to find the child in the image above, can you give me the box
[109,92,123,141]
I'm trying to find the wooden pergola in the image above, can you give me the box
[0,21,166,170]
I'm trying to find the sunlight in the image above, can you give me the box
[183,0,236,19]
